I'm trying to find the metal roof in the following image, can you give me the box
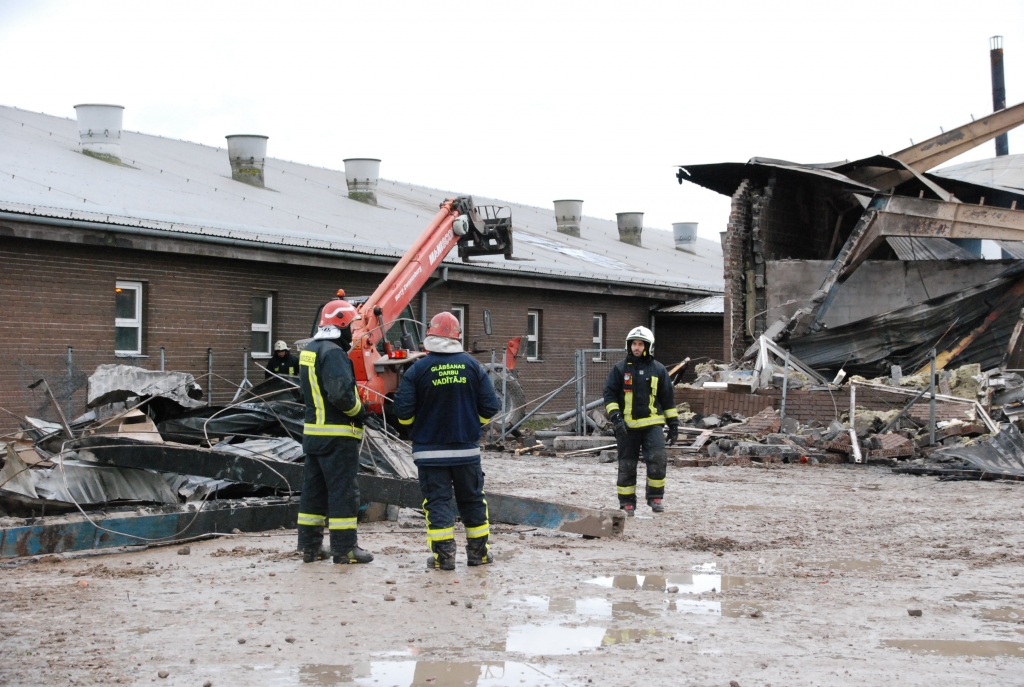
[886,236,978,261]
[934,154,1024,192]
[0,106,723,295]
[655,295,724,314]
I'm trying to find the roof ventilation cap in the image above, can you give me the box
[553,199,583,237]
[226,135,268,188]
[616,212,644,247]
[672,222,698,254]
[344,158,380,205]
[73,104,123,161]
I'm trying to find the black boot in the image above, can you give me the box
[426,539,456,571]
[297,525,327,563]
[466,535,492,566]
[301,546,331,563]
[333,546,374,564]
[648,498,664,513]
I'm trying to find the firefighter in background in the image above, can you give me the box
[603,326,679,515]
[266,340,299,378]
[296,296,375,564]
[394,312,501,571]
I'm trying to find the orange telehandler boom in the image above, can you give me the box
[318,196,512,414]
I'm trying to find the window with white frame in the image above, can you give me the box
[115,281,143,355]
[251,295,273,357]
[450,304,467,345]
[526,310,541,361]
[592,313,605,361]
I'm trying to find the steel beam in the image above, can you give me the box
[891,100,1024,172]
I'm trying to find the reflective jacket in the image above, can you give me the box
[603,353,678,429]
[393,351,501,466]
[298,340,364,440]
[266,352,299,378]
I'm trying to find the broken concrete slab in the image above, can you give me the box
[553,435,614,451]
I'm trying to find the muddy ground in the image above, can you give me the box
[2,453,1024,686]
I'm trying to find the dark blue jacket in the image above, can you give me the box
[393,351,501,466]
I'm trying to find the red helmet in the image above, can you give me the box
[427,312,462,340]
[314,298,359,340]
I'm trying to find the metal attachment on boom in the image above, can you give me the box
[452,196,513,261]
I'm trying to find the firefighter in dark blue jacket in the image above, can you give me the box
[394,312,501,571]
[296,296,375,565]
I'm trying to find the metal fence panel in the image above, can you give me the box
[575,348,624,435]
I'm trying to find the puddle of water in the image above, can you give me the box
[518,596,655,619]
[819,559,883,572]
[258,661,579,686]
[668,599,769,619]
[585,573,755,594]
[127,626,154,634]
[505,624,607,655]
[951,591,1011,603]
[601,628,672,645]
[981,608,1024,623]
[882,639,1024,658]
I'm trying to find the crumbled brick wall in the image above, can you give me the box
[724,180,752,361]
[673,386,973,424]
[0,235,664,432]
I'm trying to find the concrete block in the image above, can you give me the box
[553,435,615,451]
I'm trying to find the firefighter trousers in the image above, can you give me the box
[615,424,667,505]
[297,435,361,553]
[417,463,490,551]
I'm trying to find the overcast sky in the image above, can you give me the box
[2,0,1023,242]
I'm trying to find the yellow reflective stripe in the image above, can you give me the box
[303,424,365,439]
[625,415,664,429]
[427,527,455,541]
[649,376,659,418]
[606,402,621,413]
[624,390,633,422]
[343,390,363,417]
[617,485,636,495]
[300,351,326,425]
[329,517,357,530]
[646,477,666,488]
[664,407,679,419]
[398,416,415,426]
[297,512,325,526]
[479,416,490,425]
[465,523,489,539]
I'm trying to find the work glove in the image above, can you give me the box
[609,410,628,440]
[356,409,384,432]
[666,418,680,446]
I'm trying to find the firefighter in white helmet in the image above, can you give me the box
[603,326,679,515]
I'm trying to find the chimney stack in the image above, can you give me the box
[343,158,381,205]
[616,212,644,246]
[991,35,1009,156]
[672,222,698,253]
[553,199,583,237]
[74,104,123,161]
[226,135,268,187]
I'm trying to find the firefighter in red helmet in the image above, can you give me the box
[295,295,375,564]
[394,312,501,570]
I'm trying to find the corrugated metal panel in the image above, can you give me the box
[0,106,723,294]
[789,262,1024,376]
[886,236,978,261]
[997,240,1024,259]
[656,296,724,314]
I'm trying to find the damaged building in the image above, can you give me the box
[0,103,723,434]
[678,101,1024,376]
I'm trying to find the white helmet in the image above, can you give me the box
[625,326,655,347]
[274,340,289,351]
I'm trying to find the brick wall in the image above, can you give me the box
[674,386,974,424]
[724,180,752,361]
[0,235,662,432]
[654,315,724,382]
